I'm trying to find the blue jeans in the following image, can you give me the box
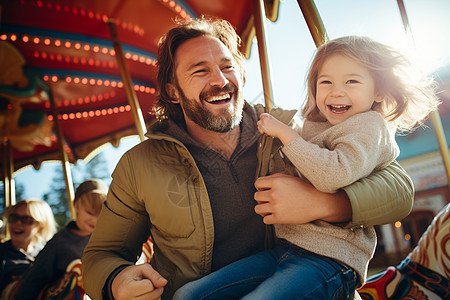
[173,241,357,300]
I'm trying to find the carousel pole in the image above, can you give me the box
[396,0,450,188]
[252,0,276,177]
[49,89,75,218]
[252,0,277,250]
[252,0,275,112]
[1,6,15,208]
[297,0,328,47]
[107,19,147,142]
[2,139,16,207]
[429,113,450,186]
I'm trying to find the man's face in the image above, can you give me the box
[170,35,244,132]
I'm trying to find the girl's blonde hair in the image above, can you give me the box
[301,36,440,131]
[3,199,57,244]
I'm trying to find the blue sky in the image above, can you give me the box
[9,0,450,200]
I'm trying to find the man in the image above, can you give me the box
[82,17,413,300]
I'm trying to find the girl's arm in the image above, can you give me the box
[283,112,398,193]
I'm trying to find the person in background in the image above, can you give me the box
[0,199,57,297]
[173,35,440,299]
[82,17,414,300]
[13,179,107,300]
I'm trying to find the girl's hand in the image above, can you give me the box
[257,113,300,145]
[257,113,283,137]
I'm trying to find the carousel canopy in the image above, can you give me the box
[0,0,280,174]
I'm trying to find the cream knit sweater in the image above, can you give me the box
[275,110,399,286]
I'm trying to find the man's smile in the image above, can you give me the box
[205,93,231,104]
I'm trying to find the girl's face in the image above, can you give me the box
[8,204,40,250]
[74,203,99,236]
[316,54,380,125]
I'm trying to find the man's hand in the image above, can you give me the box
[112,264,167,300]
[254,173,352,224]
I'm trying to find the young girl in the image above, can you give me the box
[13,179,107,300]
[0,199,56,297]
[173,36,440,299]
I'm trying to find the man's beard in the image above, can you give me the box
[177,82,244,133]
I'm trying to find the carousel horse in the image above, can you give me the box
[358,203,450,299]
[38,259,85,300]
[4,259,86,300]
[0,41,52,152]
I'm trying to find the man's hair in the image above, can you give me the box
[302,35,440,131]
[153,17,247,124]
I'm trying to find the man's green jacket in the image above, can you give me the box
[82,104,414,300]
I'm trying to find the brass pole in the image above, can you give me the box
[297,0,328,47]
[430,111,450,185]
[252,0,277,250]
[2,139,15,207]
[396,0,414,42]
[396,0,450,187]
[252,0,275,112]
[49,89,75,218]
[107,19,147,142]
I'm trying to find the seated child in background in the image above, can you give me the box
[13,179,107,300]
[173,35,440,299]
[0,199,56,297]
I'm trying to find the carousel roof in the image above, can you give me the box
[0,0,280,174]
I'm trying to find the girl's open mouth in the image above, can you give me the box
[329,105,350,113]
